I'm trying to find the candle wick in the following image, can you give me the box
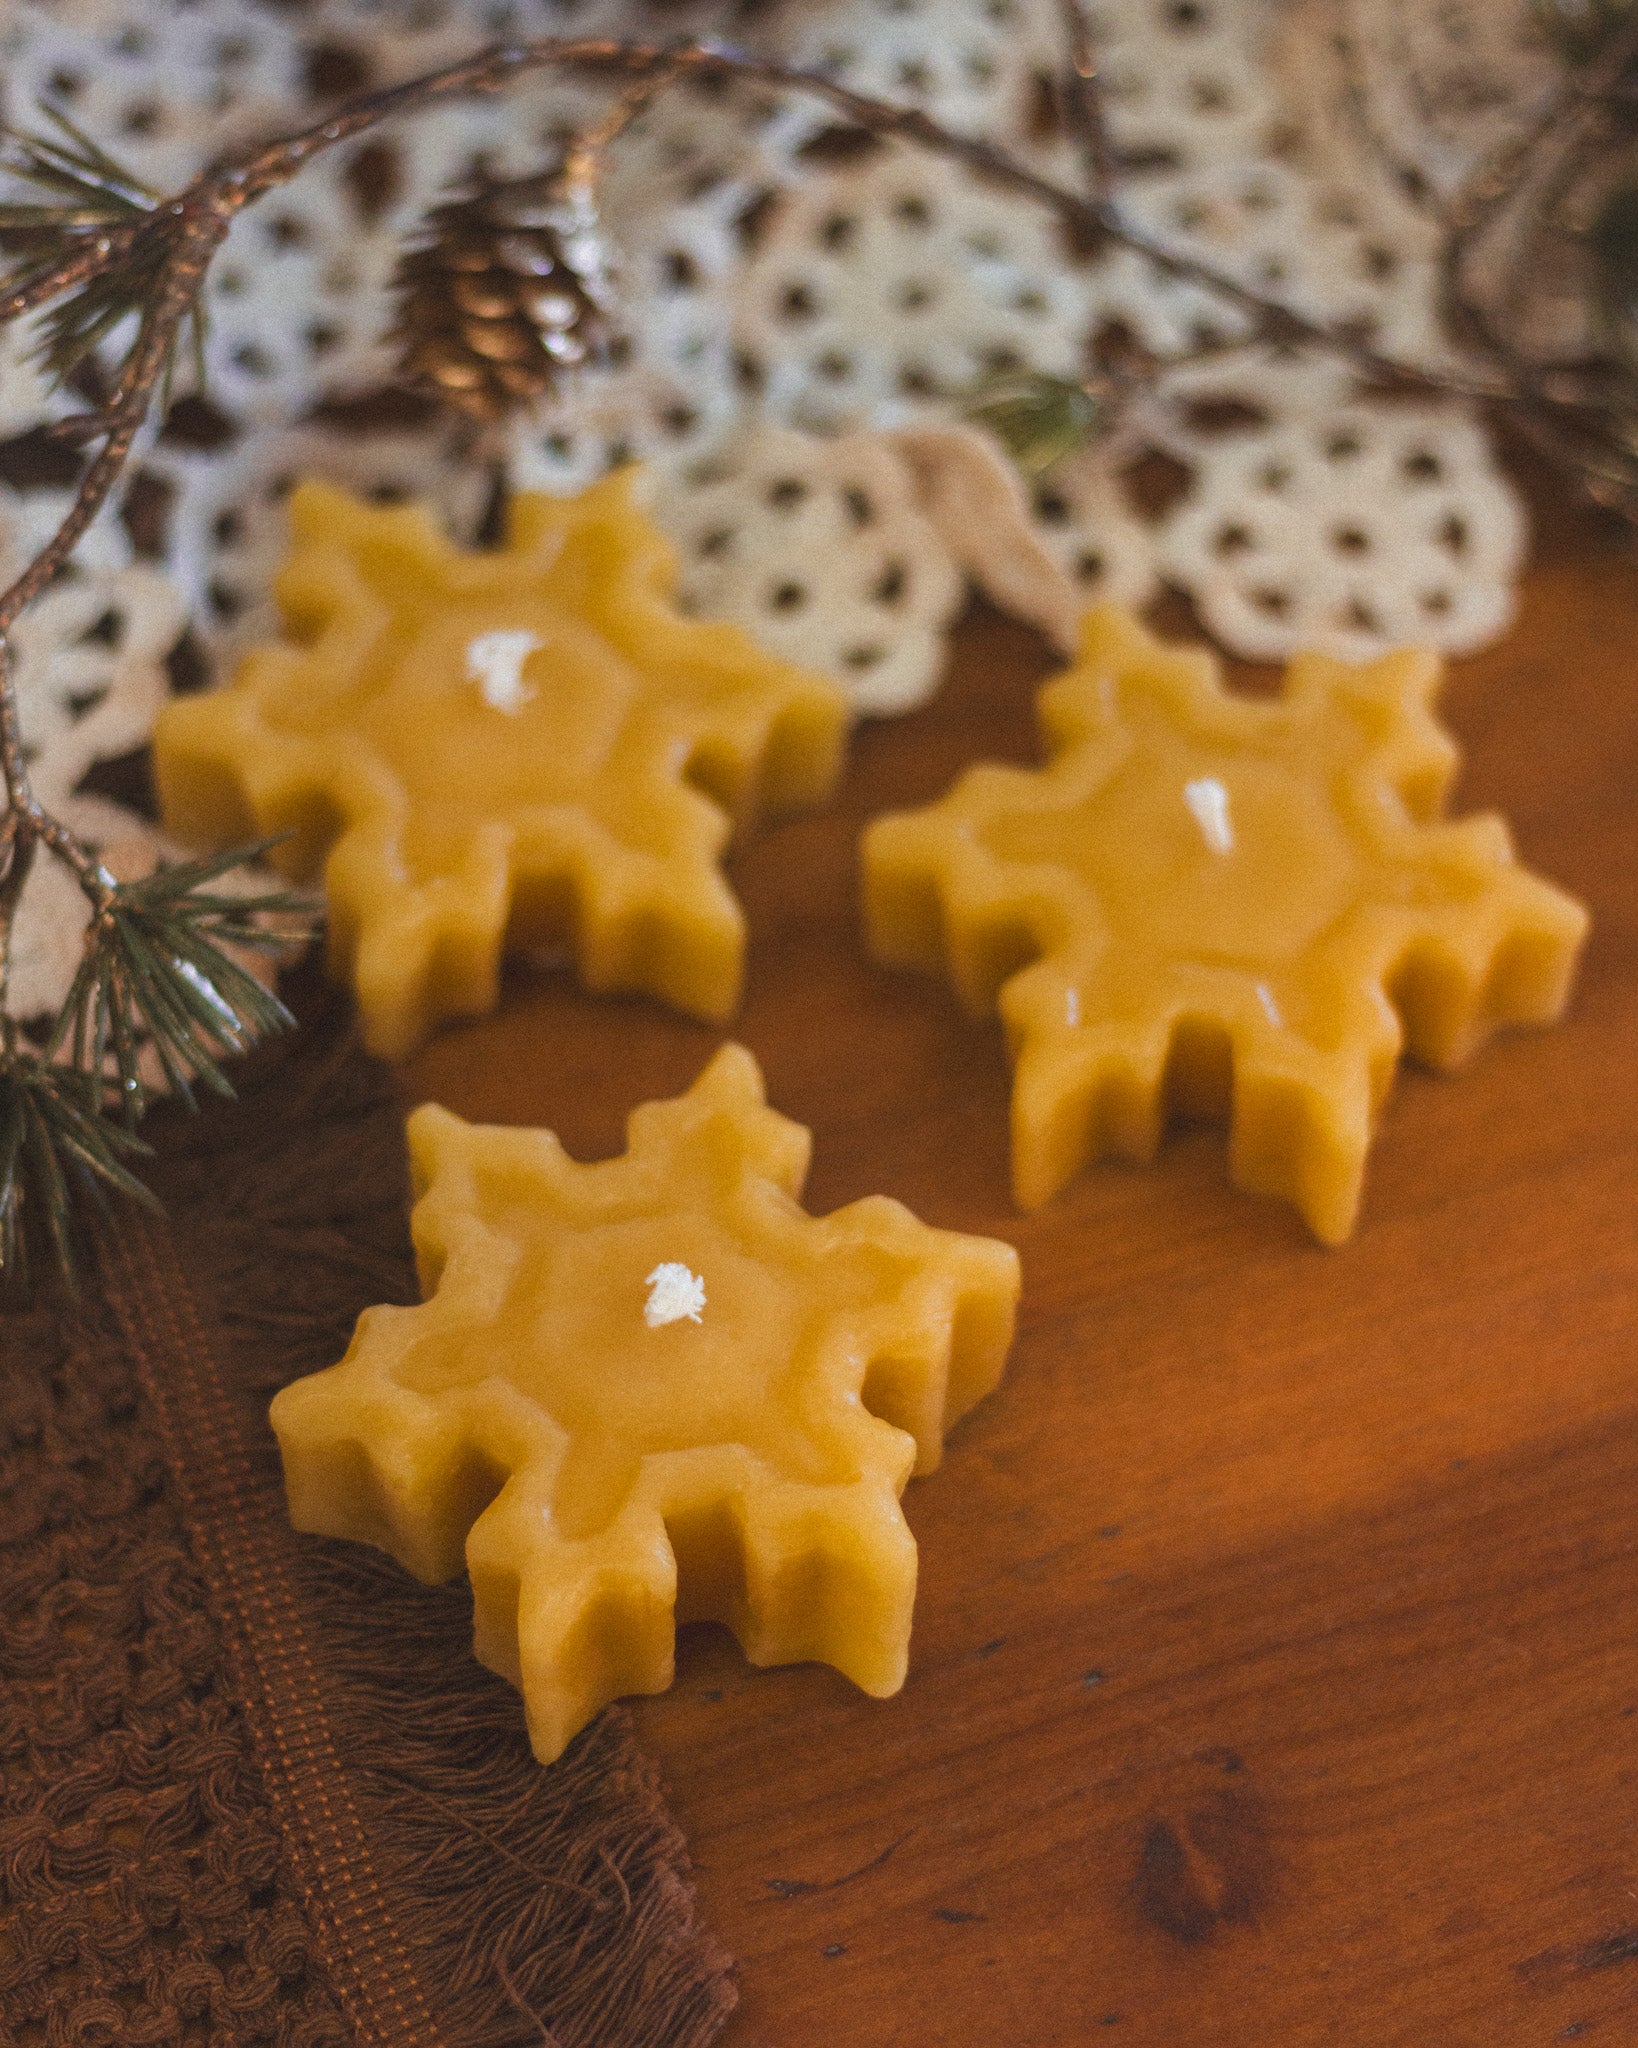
[645,1262,706,1328]
[467,629,542,714]
[1183,777,1234,854]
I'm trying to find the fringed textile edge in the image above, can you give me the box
[115,983,738,2048]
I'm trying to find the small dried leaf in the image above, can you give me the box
[963,370,1108,477]
[1590,181,1638,377]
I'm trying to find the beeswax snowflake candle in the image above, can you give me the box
[863,605,1588,1243]
[270,1045,1019,1764]
[153,473,848,1058]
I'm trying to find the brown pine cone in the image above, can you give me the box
[392,167,616,422]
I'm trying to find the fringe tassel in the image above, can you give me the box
[142,971,737,2048]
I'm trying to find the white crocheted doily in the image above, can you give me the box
[0,0,1552,1030]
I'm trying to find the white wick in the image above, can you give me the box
[1183,776,1235,855]
[1255,982,1283,1029]
[466,628,541,714]
[644,1262,706,1329]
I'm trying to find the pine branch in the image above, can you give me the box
[0,106,206,401]
[0,843,317,1292]
[0,1044,154,1294]
[54,845,318,1127]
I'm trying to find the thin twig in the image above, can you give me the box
[0,819,35,1017]
[0,13,1607,997]
[1439,9,1638,375]
[0,216,230,634]
[0,228,137,325]
[1329,0,1452,226]
[1495,113,1615,395]
[0,17,1533,913]
[177,32,1514,404]
[563,47,687,189]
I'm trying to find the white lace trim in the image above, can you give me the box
[0,0,1548,1030]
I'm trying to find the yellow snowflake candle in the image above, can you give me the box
[863,606,1588,1243]
[152,474,848,1058]
[270,1046,1020,1763]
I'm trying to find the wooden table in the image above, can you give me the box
[404,470,1638,2047]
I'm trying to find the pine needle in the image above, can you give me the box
[53,842,319,1126]
[0,103,206,396]
[0,844,318,1290]
[0,1051,153,1294]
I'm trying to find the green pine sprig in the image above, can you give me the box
[0,1044,155,1295]
[0,842,319,1292]
[0,105,206,397]
[54,843,317,1127]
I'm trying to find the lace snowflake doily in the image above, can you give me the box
[0,0,1553,1029]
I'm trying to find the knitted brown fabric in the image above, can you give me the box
[0,995,737,2048]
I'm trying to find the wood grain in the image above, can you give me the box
[403,469,1638,2048]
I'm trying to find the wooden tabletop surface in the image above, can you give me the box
[403,466,1638,2048]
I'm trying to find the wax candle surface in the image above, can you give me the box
[270,1045,1019,1764]
[863,605,1588,1242]
[153,474,848,1058]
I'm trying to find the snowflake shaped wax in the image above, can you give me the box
[270,1045,1020,1763]
[863,607,1588,1242]
[153,473,848,1057]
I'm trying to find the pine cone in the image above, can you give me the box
[393,167,616,422]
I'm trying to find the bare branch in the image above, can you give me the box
[0,14,1591,975]
[1326,0,1452,227]
[1439,9,1638,373]
[563,47,687,188]
[1054,0,1119,201]
[0,816,36,1018]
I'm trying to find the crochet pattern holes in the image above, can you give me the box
[645,423,964,712]
[0,0,1544,1033]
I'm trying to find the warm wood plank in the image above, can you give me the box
[403,470,1638,2046]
